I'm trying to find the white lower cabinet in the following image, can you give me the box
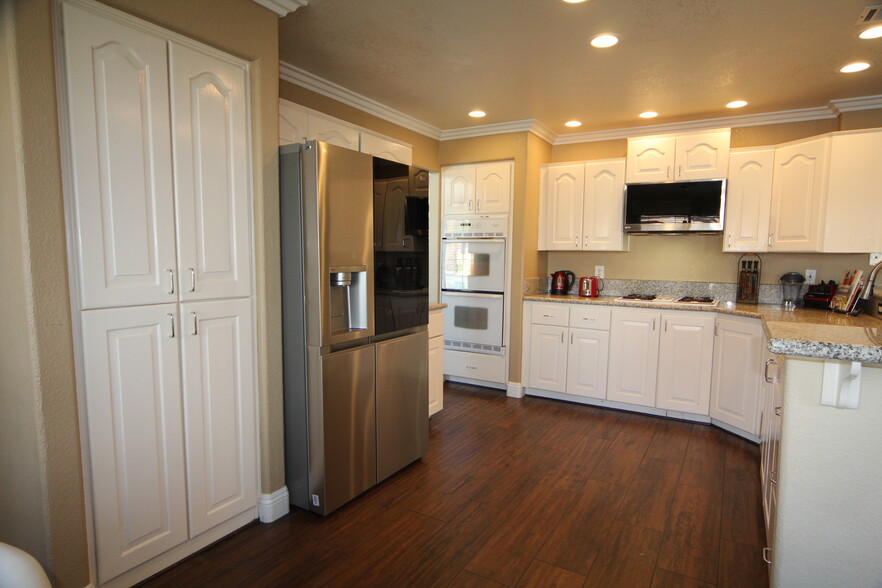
[428,310,444,416]
[566,328,610,399]
[656,313,716,414]
[607,310,660,407]
[710,317,765,435]
[528,325,568,392]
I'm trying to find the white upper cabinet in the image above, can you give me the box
[63,6,178,309]
[540,159,626,251]
[626,136,676,182]
[442,162,512,215]
[583,160,626,251]
[181,298,257,537]
[475,162,512,213]
[541,163,584,250]
[279,99,308,145]
[656,313,716,415]
[769,136,830,252]
[626,130,730,183]
[171,44,252,301]
[724,148,774,252]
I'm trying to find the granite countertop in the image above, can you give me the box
[523,294,882,364]
[429,303,447,311]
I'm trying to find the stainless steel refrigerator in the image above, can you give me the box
[280,141,429,515]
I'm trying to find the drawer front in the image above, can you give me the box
[444,350,506,383]
[429,310,444,338]
[530,303,569,326]
[569,306,611,330]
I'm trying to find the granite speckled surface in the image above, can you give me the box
[523,293,882,364]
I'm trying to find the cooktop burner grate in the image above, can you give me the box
[621,293,657,300]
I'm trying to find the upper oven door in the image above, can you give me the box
[441,239,506,293]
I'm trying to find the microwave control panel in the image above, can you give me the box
[442,215,508,239]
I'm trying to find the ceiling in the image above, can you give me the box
[279,0,882,136]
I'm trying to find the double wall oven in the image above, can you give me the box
[441,215,507,355]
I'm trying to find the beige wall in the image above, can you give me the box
[3,1,280,586]
[279,80,441,170]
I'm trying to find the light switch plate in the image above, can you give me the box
[870,253,882,266]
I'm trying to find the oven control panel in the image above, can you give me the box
[442,215,508,239]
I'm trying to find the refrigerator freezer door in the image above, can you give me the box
[376,331,429,482]
[312,343,377,515]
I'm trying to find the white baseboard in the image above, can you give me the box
[506,381,524,398]
[259,486,290,523]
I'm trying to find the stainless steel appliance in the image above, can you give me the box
[280,141,428,516]
[441,215,507,356]
[624,179,726,233]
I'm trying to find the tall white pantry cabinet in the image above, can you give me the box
[60,2,258,584]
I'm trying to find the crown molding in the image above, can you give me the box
[279,61,442,139]
[251,0,308,17]
[828,95,882,115]
[440,119,556,142]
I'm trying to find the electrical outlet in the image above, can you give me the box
[594,265,605,279]
[871,253,882,266]
[805,269,816,284]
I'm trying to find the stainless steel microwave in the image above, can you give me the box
[623,179,726,233]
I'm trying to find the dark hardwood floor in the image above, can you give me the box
[139,382,769,588]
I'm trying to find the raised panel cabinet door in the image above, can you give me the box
[582,160,626,251]
[626,137,676,183]
[566,328,610,399]
[607,310,660,407]
[724,149,774,252]
[308,113,360,150]
[544,164,585,250]
[656,313,716,415]
[171,44,253,300]
[769,137,830,251]
[475,162,512,213]
[675,130,731,180]
[710,318,764,434]
[528,325,568,392]
[442,166,477,214]
[279,98,308,146]
[180,298,258,536]
[428,335,444,416]
[63,5,177,309]
[80,304,187,582]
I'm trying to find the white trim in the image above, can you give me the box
[279,98,414,149]
[443,375,507,391]
[506,382,524,398]
[251,0,307,17]
[828,95,882,114]
[279,61,442,139]
[258,486,290,523]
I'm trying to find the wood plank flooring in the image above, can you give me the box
[139,382,768,588]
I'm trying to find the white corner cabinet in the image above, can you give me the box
[441,161,513,215]
[626,129,730,183]
[61,2,258,584]
[428,309,444,416]
[724,129,882,253]
[522,301,766,440]
[279,98,413,165]
[539,159,627,251]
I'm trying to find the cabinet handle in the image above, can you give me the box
[561,332,564,343]
[666,165,671,179]
[188,267,197,292]
[191,311,198,335]
[775,406,782,417]
[468,200,473,211]
[167,269,175,294]
[764,358,777,383]
[714,323,719,336]
[167,313,175,338]
[466,365,477,370]
[477,199,481,211]
[763,547,773,565]
[768,233,773,247]
[542,314,554,318]
[570,333,574,344]
[575,237,579,247]
[584,235,589,248]
[652,319,656,331]
[770,470,777,484]
[401,239,407,247]
[678,165,683,178]
[727,234,732,247]
[664,320,668,332]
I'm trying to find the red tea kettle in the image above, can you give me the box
[550,270,575,295]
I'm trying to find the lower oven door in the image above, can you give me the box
[441,291,504,354]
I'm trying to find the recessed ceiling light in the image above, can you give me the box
[726,100,749,109]
[564,120,582,128]
[858,25,882,39]
[468,110,486,118]
[562,0,589,3]
[839,61,872,73]
[590,34,619,48]
[639,111,658,119]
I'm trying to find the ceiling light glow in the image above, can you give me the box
[858,25,882,40]
[639,111,658,119]
[562,0,589,3]
[726,100,749,109]
[839,61,872,73]
[590,34,619,48]
[468,110,486,118]
[564,120,582,128]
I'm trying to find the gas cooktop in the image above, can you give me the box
[613,294,719,307]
